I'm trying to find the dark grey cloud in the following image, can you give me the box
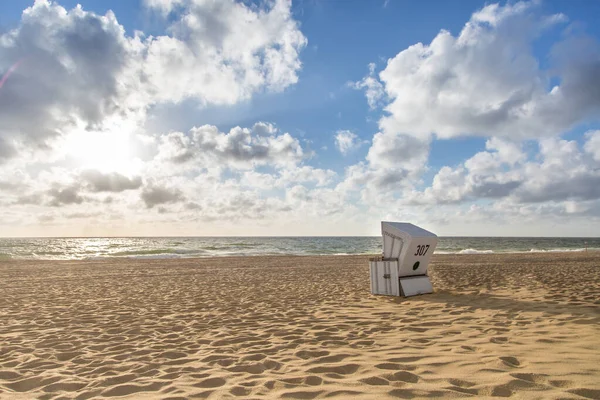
[38,214,55,223]
[0,180,20,191]
[81,170,142,192]
[184,202,202,210]
[141,186,184,208]
[156,124,304,169]
[64,211,102,219]
[471,180,523,199]
[47,185,84,207]
[14,193,43,206]
[0,2,132,147]
[544,35,600,129]
[515,172,600,203]
[370,169,409,191]
[0,137,17,161]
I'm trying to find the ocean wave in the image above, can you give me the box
[109,248,204,257]
[435,247,598,255]
[0,253,12,260]
[457,248,495,254]
[84,254,187,260]
[528,248,589,253]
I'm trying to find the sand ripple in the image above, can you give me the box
[1,252,599,399]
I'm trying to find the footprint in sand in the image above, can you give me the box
[324,390,365,397]
[242,353,266,362]
[0,371,22,380]
[499,356,521,367]
[193,377,227,388]
[447,378,476,388]
[5,376,61,392]
[230,386,251,396]
[568,388,600,399]
[388,356,422,363]
[375,363,416,372]
[306,364,360,375]
[360,376,389,386]
[101,382,164,397]
[510,373,548,384]
[351,340,375,347]
[446,385,479,395]
[386,371,420,383]
[280,390,324,399]
[312,354,353,364]
[304,376,323,386]
[548,379,574,388]
[294,350,330,360]
[41,381,88,393]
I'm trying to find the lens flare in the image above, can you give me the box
[0,59,24,91]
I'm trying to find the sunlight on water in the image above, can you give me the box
[0,237,598,261]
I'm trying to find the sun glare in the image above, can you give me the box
[63,126,141,175]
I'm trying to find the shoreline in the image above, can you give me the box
[1,248,600,263]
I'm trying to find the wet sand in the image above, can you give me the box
[1,252,599,399]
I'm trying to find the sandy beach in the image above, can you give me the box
[1,252,599,399]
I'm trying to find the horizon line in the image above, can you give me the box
[1,235,599,239]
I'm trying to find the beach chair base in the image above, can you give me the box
[399,275,433,297]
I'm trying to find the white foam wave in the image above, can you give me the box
[528,248,587,253]
[457,248,495,254]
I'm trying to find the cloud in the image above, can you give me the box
[64,211,102,219]
[143,0,185,15]
[155,123,304,169]
[405,135,600,207]
[366,132,429,171]
[584,130,600,162]
[350,63,385,110]
[141,0,307,106]
[336,131,430,205]
[15,194,44,206]
[81,170,143,192]
[278,166,336,187]
[0,1,135,148]
[0,137,17,161]
[240,166,336,189]
[368,1,600,140]
[141,185,184,208]
[513,138,600,203]
[0,0,306,155]
[334,130,361,155]
[47,185,84,207]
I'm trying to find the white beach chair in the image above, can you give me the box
[370,222,437,297]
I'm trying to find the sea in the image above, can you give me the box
[0,236,598,261]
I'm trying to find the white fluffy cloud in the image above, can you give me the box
[339,0,600,231]
[350,63,385,110]
[404,134,600,210]
[155,123,304,169]
[584,130,600,162]
[0,1,137,149]
[0,0,306,159]
[141,0,307,106]
[360,1,600,140]
[334,130,361,155]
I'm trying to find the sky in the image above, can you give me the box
[0,0,599,237]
